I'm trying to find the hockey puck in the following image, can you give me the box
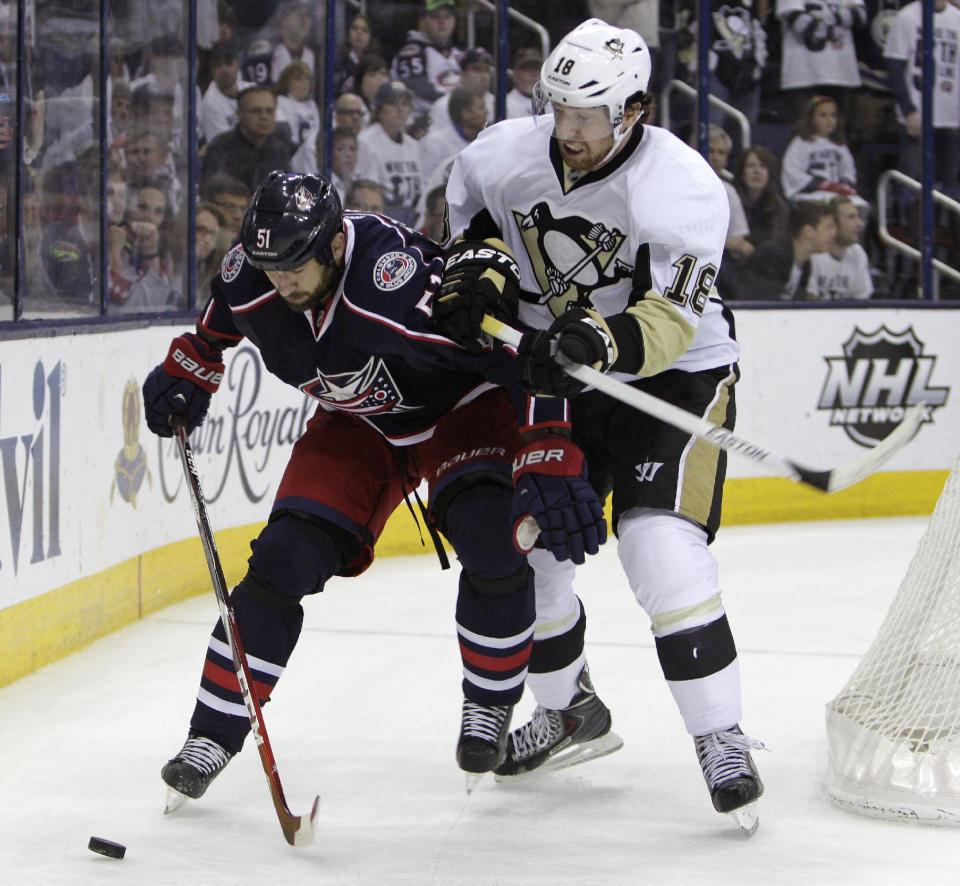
[88,837,126,859]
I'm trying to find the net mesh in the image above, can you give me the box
[826,458,960,824]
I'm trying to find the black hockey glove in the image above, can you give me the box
[433,238,521,352]
[142,332,224,437]
[517,308,618,398]
[511,431,606,565]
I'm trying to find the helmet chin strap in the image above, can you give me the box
[567,115,641,181]
[596,115,641,169]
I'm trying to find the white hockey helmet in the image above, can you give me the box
[537,19,651,128]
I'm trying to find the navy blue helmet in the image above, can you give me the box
[241,171,343,270]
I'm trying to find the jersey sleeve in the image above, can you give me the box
[618,167,729,377]
[195,244,248,346]
[444,130,499,242]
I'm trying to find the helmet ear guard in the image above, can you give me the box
[538,18,651,128]
[241,171,343,271]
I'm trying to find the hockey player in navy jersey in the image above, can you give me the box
[434,19,765,833]
[142,172,607,809]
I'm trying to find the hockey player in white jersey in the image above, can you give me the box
[434,18,765,834]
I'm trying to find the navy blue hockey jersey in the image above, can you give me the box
[197,212,518,444]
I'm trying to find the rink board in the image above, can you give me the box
[0,307,956,685]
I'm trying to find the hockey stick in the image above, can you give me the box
[173,424,319,847]
[481,315,926,494]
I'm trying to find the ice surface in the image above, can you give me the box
[3,516,958,885]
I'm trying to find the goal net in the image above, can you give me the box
[826,459,960,825]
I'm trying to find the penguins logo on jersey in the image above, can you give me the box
[300,357,418,415]
[512,201,633,317]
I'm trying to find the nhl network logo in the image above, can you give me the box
[817,326,949,447]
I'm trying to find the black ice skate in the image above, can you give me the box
[494,666,623,779]
[456,700,513,791]
[694,725,766,836]
[161,732,235,814]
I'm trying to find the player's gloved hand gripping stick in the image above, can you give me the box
[174,422,319,847]
[481,315,927,494]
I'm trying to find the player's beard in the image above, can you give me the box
[280,266,342,312]
[557,134,616,172]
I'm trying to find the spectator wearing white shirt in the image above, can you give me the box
[776,0,866,115]
[270,1,316,84]
[427,48,494,133]
[420,86,488,183]
[274,60,320,149]
[201,46,253,146]
[358,81,423,226]
[884,0,960,190]
[506,47,542,119]
[781,95,865,210]
[808,195,873,300]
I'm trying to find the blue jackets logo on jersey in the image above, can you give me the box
[221,244,246,282]
[300,357,419,414]
[373,251,417,291]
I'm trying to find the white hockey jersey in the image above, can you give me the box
[445,117,740,378]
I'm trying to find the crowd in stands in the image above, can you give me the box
[1,0,959,318]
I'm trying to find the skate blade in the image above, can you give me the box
[163,786,189,815]
[494,730,624,782]
[729,803,760,837]
[464,772,486,795]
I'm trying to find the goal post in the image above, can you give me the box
[826,458,960,825]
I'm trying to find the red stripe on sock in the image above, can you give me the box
[459,641,532,672]
[202,660,274,701]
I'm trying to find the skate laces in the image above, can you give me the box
[461,702,511,744]
[175,736,232,775]
[512,706,564,759]
[695,728,765,788]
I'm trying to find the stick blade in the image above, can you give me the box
[280,794,320,847]
[791,402,927,493]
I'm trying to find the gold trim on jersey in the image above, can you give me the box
[677,369,736,526]
[624,296,696,377]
